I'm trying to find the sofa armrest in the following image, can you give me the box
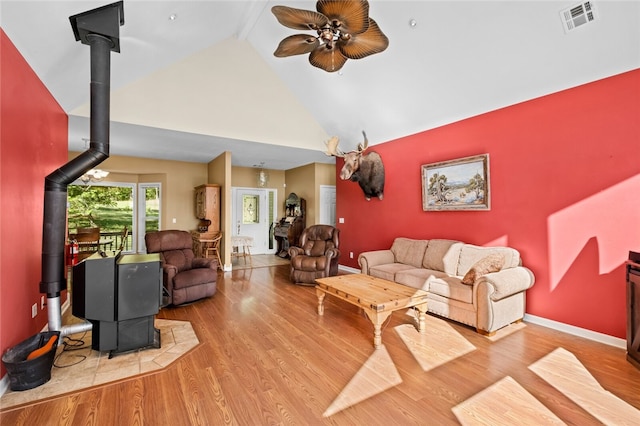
[476,266,535,301]
[358,250,395,274]
[326,248,340,259]
[289,246,305,258]
[193,257,216,270]
[161,263,177,292]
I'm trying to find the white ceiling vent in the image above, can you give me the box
[560,1,598,33]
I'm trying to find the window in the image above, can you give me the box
[68,182,135,252]
[137,183,161,253]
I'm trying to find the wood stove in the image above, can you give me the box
[72,251,162,357]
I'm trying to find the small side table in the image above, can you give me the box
[231,236,253,266]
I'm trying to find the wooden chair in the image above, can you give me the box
[118,226,129,252]
[74,227,100,262]
[202,232,222,269]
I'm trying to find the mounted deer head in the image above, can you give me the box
[325,131,385,201]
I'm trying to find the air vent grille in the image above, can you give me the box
[561,1,597,33]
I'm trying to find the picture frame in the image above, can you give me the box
[421,154,490,211]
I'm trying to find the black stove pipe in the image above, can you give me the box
[40,2,123,333]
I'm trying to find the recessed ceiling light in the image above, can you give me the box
[169,13,177,21]
[409,19,417,28]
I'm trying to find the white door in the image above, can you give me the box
[233,188,273,254]
[319,185,336,226]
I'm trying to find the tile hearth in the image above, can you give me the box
[1,319,199,410]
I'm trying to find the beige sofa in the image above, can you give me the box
[358,238,535,335]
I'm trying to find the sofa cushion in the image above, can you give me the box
[173,267,216,290]
[163,249,194,273]
[426,293,477,328]
[426,275,473,304]
[461,253,505,284]
[457,245,521,276]
[369,263,416,282]
[390,238,429,268]
[395,268,447,290]
[291,254,330,271]
[423,239,463,274]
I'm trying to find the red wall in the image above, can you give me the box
[336,69,640,339]
[1,30,68,376]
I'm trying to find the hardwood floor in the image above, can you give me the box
[2,265,640,425]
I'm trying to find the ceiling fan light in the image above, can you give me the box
[92,169,110,179]
[79,168,109,184]
[272,0,386,72]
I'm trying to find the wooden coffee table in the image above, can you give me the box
[315,274,428,349]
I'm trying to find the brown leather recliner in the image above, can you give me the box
[145,230,217,306]
[289,225,340,285]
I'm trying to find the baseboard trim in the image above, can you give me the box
[524,314,626,349]
[339,265,360,274]
[337,266,627,349]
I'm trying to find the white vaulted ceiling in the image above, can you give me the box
[2,1,639,169]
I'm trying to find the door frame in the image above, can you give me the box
[231,187,278,255]
[137,182,161,253]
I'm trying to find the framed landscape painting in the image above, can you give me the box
[421,154,490,211]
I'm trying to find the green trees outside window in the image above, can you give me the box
[67,184,159,251]
[67,185,133,231]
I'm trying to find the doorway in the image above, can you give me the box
[232,187,277,255]
[319,185,336,226]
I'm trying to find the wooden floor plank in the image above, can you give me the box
[2,264,640,425]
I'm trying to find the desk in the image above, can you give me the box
[231,236,253,266]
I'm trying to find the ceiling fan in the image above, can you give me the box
[271,0,389,72]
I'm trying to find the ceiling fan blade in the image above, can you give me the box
[274,34,320,57]
[271,5,329,31]
[309,46,347,72]
[338,18,389,60]
[317,0,370,34]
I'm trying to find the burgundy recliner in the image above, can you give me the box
[288,225,340,285]
[145,230,217,306]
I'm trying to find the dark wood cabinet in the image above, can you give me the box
[193,184,221,257]
[274,193,305,258]
[627,252,640,369]
[194,184,220,232]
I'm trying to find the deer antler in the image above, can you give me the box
[356,130,368,153]
[324,136,345,157]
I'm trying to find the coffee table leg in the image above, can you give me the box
[368,310,392,349]
[316,289,326,315]
[415,303,427,333]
